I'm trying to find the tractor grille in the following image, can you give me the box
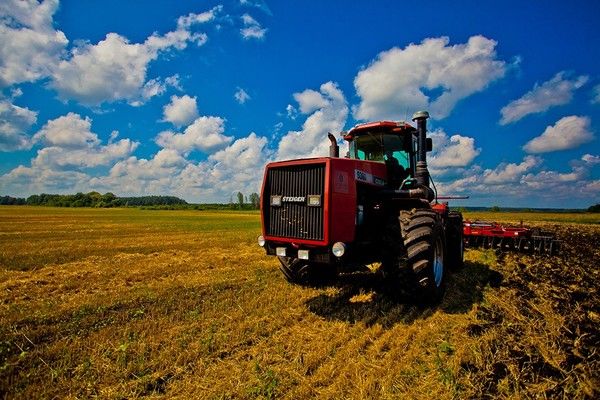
[264,163,326,241]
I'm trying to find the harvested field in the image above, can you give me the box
[0,207,598,399]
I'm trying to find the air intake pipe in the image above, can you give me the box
[328,132,339,158]
[412,111,430,188]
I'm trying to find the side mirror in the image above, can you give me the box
[426,138,433,152]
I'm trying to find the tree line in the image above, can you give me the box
[1,192,186,208]
[1,191,262,210]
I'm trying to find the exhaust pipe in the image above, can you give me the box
[328,132,339,158]
[412,111,430,188]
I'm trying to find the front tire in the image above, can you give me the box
[384,209,447,303]
[277,257,335,286]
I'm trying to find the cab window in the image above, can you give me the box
[352,132,410,169]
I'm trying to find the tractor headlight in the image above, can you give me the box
[307,195,321,207]
[257,235,266,247]
[270,195,282,206]
[332,242,346,258]
[298,249,309,260]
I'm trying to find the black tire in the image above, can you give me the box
[446,211,464,270]
[383,209,447,303]
[277,256,335,286]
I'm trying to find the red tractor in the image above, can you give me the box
[257,111,464,302]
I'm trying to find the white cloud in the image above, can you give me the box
[0,98,37,151]
[32,139,138,169]
[431,150,600,206]
[500,72,588,124]
[428,129,480,169]
[87,132,272,202]
[0,112,138,195]
[30,113,138,168]
[240,0,273,15]
[0,0,68,87]
[234,88,251,104]
[240,14,267,40]
[177,5,222,28]
[593,84,600,104]
[286,104,297,119]
[162,95,199,127]
[155,116,233,154]
[483,155,541,184]
[128,75,181,107]
[521,166,587,189]
[173,132,271,201]
[354,35,506,121]
[293,89,329,114]
[1,165,90,194]
[523,115,594,153]
[277,82,348,160]
[32,112,98,148]
[582,154,600,164]
[50,7,216,106]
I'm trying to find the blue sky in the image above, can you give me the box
[1,0,599,208]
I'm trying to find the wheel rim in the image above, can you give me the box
[433,236,444,287]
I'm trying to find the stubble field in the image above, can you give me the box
[0,206,598,399]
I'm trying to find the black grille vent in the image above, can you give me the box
[264,163,325,240]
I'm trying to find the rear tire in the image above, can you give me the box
[277,256,335,286]
[383,209,447,304]
[446,211,464,270]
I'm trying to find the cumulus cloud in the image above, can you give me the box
[240,14,267,39]
[234,88,251,104]
[521,165,588,190]
[32,139,138,169]
[483,155,541,184]
[32,112,99,148]
[179,132,271,196]
[29,113,138,168]
[162,95,199,127]
[500,72,588,124]
[177,5,223,28]
[155,116,233,154]
[277,82,348,160]
[0,112,138,195]
[293,89,329,114]
[523,115,594,153]
[0,98,38,151]
[49,7,217,106]
[1,165,90,194]
[434,156,599,206]
[354,35,506,121]
[240,0,273,15]
[582,154,600,164]
[0,0,68,87]
[593,84,600,104]
[88,132,272,202]
[286,104,297,119]
[428,129,480,169]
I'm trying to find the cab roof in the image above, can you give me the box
[343,120,416,141]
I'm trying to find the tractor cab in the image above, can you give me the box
[343,121,430,189]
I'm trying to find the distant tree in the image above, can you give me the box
[0,196,26,205]
[490,205,501,212]
[588,203,600,213]
[249,193,260,209]
[237,192,244,209]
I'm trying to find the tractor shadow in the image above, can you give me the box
[304,260,503,328]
